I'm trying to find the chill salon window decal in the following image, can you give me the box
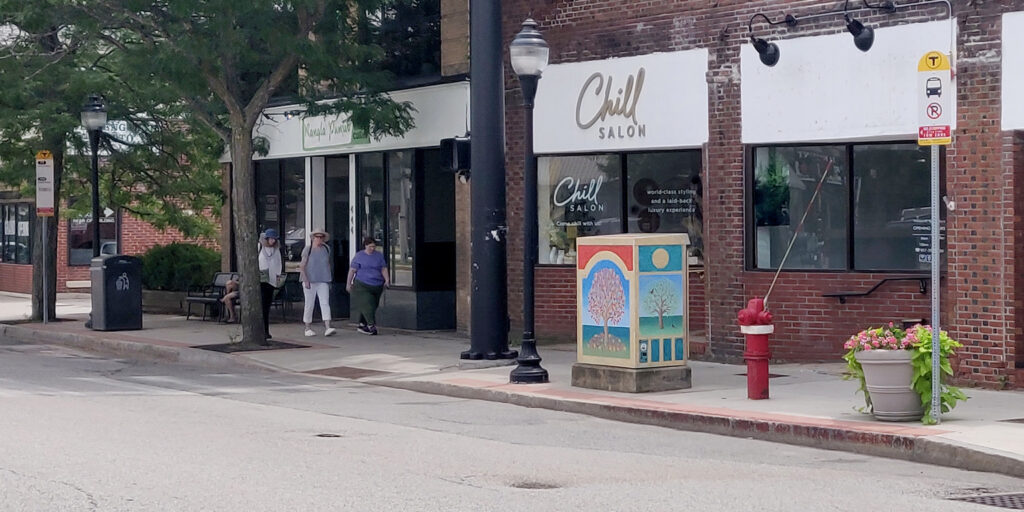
[575,67,647,141]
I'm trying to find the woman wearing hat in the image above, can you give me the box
[258,228,284,339]
[299,227,335,336]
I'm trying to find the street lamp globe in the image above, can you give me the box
[80,94,107,131]
[510,18,549,78]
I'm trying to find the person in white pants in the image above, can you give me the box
[299,227,335,337]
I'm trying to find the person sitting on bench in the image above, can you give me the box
[221,276,240,323]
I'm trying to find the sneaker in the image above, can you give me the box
[357,325,372,335]
[304,328,316,337]
[324,327,337,336]
[368,325,378,336]
[358,321,367,330]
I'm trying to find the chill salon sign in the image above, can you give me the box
[535,49,709,154]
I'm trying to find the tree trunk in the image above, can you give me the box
[603,319,609,339]
[230,129,267,346]
[31,148,63,322]
[658,312,664,329]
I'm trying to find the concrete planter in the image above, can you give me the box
[856,349,923,422]
[142,289,186,315]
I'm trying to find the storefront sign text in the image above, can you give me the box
[302,114,369,150]
[553,176,605,213]
[576,68,647,141]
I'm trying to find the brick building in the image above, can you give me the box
[0,201,218,294]
[498,0,1024,388]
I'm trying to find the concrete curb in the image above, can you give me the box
[374,379,1024,479]
[4,321,1022,478]
[0,323,280,373]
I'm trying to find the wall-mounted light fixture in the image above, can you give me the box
[748,0,949,67]
[845,13,875,51]
[747,13,795,67]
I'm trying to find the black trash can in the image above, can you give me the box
[90,255,143,331]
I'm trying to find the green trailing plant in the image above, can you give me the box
[140,243,221,292]
[843,323,968,425]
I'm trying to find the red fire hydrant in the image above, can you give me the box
[737,297,774,400]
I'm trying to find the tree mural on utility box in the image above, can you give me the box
[643,279,678,329]
[587,267,626,349]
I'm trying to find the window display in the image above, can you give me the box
[538,150,703,265]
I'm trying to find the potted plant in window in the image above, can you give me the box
[843,323,967,424]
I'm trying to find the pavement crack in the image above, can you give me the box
[0,467,100,510]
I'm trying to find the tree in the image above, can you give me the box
[643,279,677,329]
[0,0,224,321]
[77,0,413,346]
[587,267,625,341]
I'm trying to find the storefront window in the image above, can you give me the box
[626,151,703,262]
[387,151,414,287]
[255,158,305,270]
[537,151,704,266]
[853,144,935,271]
[357,153,386,244]
[751,143,939,271]
[753,146,848,270]
[538,155,623,265]
[2,203,33,264]
[68,210,117,266]
[281,159,305,265]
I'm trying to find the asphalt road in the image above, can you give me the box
[1,336,1021,511]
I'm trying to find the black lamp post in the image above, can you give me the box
[80,94,106,258]
[509,18,550,384]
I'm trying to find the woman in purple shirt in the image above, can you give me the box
[346,236,390,335]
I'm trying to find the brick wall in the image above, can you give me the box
[501,0,1024,387]
[0,263,32,293]
[55,211,219,293]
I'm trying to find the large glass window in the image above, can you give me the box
[1,203,33,264]
[626,152,703,262]
[357,153,386,244]
[281,159,305,266]
[853,144,935,270]
[255,158,306,271]
[538,151,703,265]
[387,151,414,287]
[751,143,940,271]
[753,146,848,270]
[539,155,623,265]
[68,209,117,266]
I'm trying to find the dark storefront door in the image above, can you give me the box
[325,156,351,318]
[354,148,455,330]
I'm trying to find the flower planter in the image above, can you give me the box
[855,349,923,422]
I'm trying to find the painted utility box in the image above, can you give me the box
[576,233,689,368]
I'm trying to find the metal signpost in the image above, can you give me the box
[35,150,55,324]
[917,51,952,423]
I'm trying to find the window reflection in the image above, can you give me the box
[853,144,938,270]
[68,208,117,266]
[388,151,414,287]
[753,146,848,270]
[538,155,623,265]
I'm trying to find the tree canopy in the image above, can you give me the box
[66,0,415,345]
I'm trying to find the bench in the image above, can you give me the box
[185,272,238,320]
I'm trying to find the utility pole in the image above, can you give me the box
[462,0,517,361]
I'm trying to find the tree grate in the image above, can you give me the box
[949,493,1024,509]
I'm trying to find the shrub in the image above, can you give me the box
[140,243,221,291]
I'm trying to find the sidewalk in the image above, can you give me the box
[2,311,1023,478]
